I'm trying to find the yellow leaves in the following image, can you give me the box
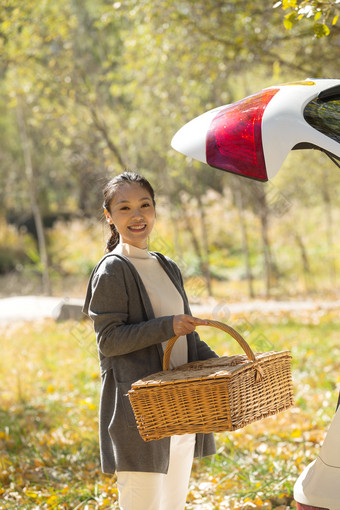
[23,489,39,498]
[0,316,336,509]
[291,428,302,438]
[0,20,12,32]
[294,455,304,466]
[280,0,337,36]
[193,403,326,506]
[216,478,235,491]
[80,398,97,411]
[282,0,297,9]
[283,13,296,30]
[46,493,59,504]
[314,22,331,37]
[244,496,272,508]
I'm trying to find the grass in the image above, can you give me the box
[0,308,339,509]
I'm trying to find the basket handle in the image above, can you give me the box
[163,319,264,380]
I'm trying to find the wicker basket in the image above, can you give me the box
[128,320,294,442]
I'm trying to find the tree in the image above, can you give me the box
[0,0,339,296]
[0,0,78,292]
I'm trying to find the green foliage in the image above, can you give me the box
[47,218,104,276]
[0,0,339,297]
[4,152,340,298]
[0,221,37,273]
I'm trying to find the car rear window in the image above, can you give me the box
[304,95,340,143]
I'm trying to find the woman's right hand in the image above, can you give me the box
[173,314,209,337]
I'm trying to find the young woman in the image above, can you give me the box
[83,172,218,510]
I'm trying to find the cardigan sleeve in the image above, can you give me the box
[86,269,175,358]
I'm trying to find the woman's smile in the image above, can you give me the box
[128,223,147,231]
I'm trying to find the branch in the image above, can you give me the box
[89,104,128,170]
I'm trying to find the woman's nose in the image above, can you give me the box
[132,207,143,218]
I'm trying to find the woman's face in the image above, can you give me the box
[106,182,156,249]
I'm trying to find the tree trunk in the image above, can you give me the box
[260,211,272,298]
[16,96,51,295]
[321,170,336,287]
[294,231,313,294]
[180,195,212,297]
[255,188,272,298]
[90,105,128,170]
[234,186,255,299]
[196,194,212,296]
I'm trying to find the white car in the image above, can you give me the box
[172,78,340,509]
[171,78,340,182]
[294,403,340,510]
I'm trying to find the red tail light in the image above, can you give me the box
[206,88,279,181]
[296,503,329,510]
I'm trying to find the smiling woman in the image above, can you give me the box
[82,171,217,510]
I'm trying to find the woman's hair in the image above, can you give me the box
[103,171,156,252]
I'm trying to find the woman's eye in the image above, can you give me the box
[142,203,150,208]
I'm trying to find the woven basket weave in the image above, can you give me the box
[128,320,294,442]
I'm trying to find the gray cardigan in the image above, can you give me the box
[83,251,218,475]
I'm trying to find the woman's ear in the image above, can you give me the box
[104,208,112,224]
